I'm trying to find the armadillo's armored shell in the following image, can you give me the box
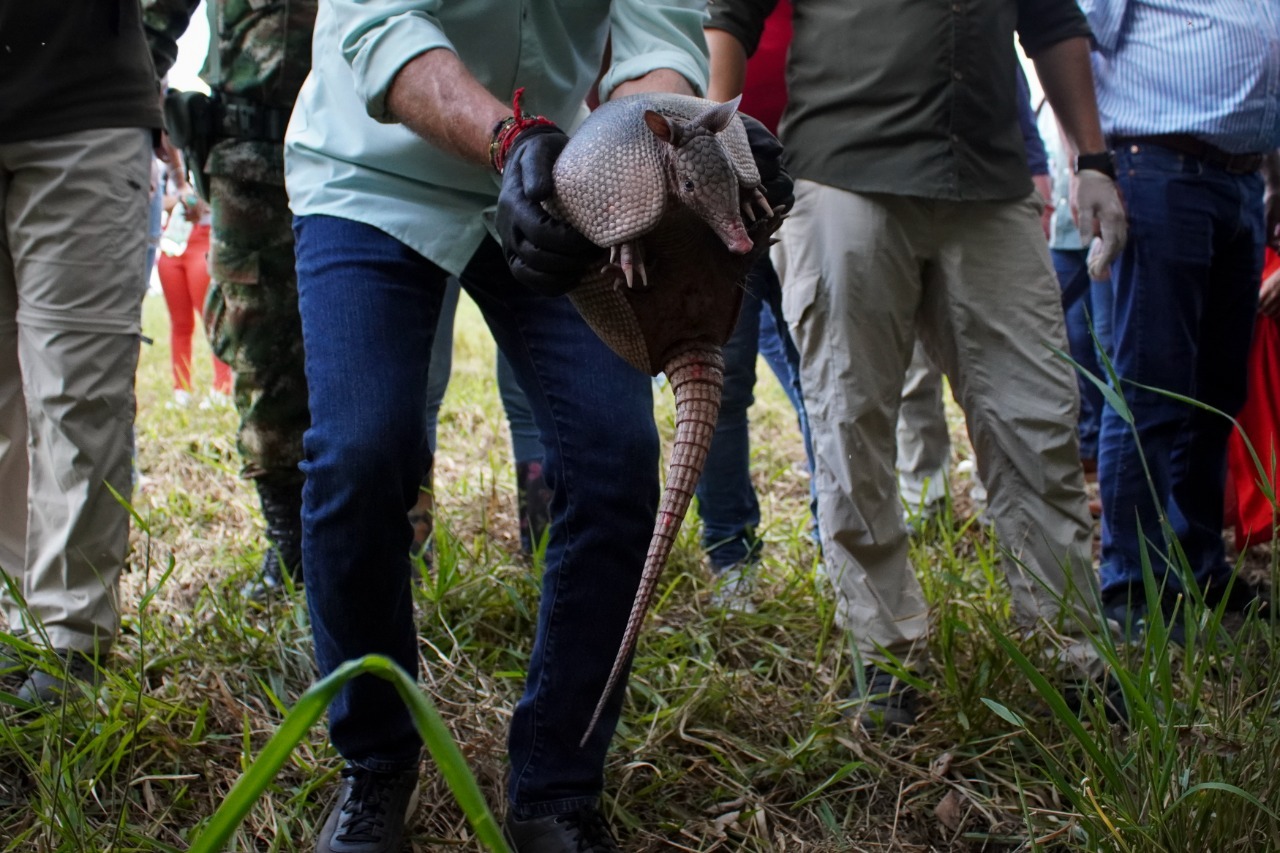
[553,93,761,248]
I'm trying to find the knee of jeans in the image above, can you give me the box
[306,417,424,489]
[561,416,658,495]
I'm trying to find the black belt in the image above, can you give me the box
[1111,134,1265,175]
[215,94,291,143]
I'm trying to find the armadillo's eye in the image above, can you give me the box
[682,179,695,192]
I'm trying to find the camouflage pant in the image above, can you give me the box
[204,172,308,484]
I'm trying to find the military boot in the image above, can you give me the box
[244,475,304,602]
[516,460,552,556]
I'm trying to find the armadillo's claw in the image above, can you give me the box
[751,188,774,221]
[613,240,652,291]
[741,200,757,224]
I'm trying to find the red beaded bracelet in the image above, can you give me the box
[489,87,557,174]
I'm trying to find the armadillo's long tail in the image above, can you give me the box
[580,344,725,748]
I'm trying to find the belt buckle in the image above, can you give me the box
[224,102,256,137]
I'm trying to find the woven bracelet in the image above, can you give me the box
[489,87,556,174]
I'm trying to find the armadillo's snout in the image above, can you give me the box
[718,222,754,255]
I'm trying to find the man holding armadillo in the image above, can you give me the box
[283,1,788,851]
[708,0,1128,729]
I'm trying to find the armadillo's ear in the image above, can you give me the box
[691,95,742,134]
[644,110,685,147]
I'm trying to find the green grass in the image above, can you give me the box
[0,290,1276,851]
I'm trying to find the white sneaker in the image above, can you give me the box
[199,390,231,410]
[709,564,757,614]
[165,389,193,410]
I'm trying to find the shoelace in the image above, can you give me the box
[555,808,620,852]
[336,768,392,842]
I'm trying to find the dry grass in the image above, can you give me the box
[1,290,1278,852]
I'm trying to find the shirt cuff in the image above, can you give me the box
[598,51,709,103]
[346,12,455,123]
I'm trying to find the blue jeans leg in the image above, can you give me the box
[1053,248,1104,461]
[294,214,441,773]
[756,258,819,535]
[694,269,763,571]
[296,216,659,808]
[454,241,659,817]
[423,277,461,457]
[1098,145,1263,597]
[496,347,543,465]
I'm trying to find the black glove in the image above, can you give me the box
[738,113,794,212]
[496,125,604,297]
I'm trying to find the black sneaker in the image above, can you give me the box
[244,545,303,603]
[316,765,419,853]
[504,806,621,853]
[1204,577,1269,616]
[1101,586,1185,646]
[1060,672,1128,725]
[16,649,101,705]
[846,664,920,733]
[0,649,25,694]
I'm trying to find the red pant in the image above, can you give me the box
[156,224,232,393]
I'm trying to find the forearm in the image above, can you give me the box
[1033,37,1106,156]
[610,68,697,100]
[705,29,748,102]
[385,48,509,166]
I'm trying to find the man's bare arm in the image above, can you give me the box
[612,68,697,100]
[386,50,697,166]
[705,29,749,102]
[385,48,509,166]
[1032,37,1106,156]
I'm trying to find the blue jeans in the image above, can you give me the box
[424,277,542,463]
[1098,143,1264,597]
[1053,248,1111,461]
[757,262,818,531]
[694,256,814,569]
[293,215,659,816]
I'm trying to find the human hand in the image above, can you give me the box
[495,125,604,296]
[1033,173,1054,240]
[182,194,205,222]
[737,113,793,212]
[1072,169,1127,280]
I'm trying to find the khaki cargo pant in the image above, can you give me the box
[777,180,1102,668]
[0,128,151,653]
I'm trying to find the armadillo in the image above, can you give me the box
[548,93,785,746]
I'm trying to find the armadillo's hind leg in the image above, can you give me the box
[610,240,651,290]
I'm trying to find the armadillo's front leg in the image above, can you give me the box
[741,188,773,224]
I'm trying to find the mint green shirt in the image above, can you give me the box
[285,0,710,276]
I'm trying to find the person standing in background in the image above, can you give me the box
[156,172,233,408]
[144,0,317,599]
[708,0,1127,731]
[1039,99,1111,508]
[1079,0,1280,634]
[702,0,815,610]
[0,1,163,702]
[894,66,1054,530]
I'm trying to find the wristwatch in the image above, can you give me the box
[1075,151,1118,180]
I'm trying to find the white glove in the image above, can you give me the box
[1072,169,1127,280]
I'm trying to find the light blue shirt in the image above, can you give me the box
[285,0,710,276]
[1080,0,1280,155]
